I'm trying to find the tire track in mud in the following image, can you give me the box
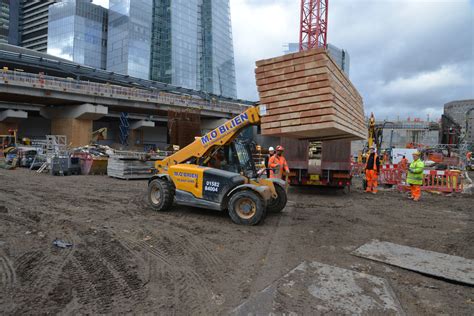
[115,223,224,314]
[0,254,16,289]
[59,231,146,314]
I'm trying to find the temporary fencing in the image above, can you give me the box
[379,164,404,186]
[398,170,463,193]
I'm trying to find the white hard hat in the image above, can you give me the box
[269,146,275,151]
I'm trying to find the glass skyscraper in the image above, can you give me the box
[150,0,237,98]
[107,0,153,79]
[47,0,108,69]
[0,0,9,44]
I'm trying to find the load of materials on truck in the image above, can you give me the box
[255,47,366,141]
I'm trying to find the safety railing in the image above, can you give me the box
[0,70,247,114]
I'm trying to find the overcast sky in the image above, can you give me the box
[94,0,473,120]
[231,0,474,120]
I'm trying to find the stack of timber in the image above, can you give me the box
[255,47,366,140]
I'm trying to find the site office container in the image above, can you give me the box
[280,138,352,187]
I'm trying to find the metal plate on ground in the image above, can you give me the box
[353,240,474,286]
[231,261,404,315]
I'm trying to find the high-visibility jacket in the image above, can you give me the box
[407,158,424,185]
[269,154,289,178]
[399,158,408,170]
[365,153,380,173]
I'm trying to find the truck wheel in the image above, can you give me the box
[148,178,174,211]
[228,190,265,225]
[266,184,287,213]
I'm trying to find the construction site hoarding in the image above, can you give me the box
[255,48,366,141]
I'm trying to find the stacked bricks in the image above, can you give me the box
[255,47,366,140]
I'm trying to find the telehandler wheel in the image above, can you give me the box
[266,184,287,213]
[148,178,174,211]
[228,190,265,225]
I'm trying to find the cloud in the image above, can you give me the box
[231,0,474,120]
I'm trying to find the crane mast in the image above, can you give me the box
[299,0,329,51]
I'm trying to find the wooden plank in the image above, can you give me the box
[259,79,332,98]
[266,101,334,116]
[256,66,328,86]
[260,53,326,73]
[257,73,330,93]
[261,107,335,123]
[260,86,333,104]
[256,58,329,81]
[261,93,334,110]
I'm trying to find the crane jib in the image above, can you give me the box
[201,113,249,146]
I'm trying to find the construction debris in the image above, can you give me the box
[52,239,73,249]
[353,240,474,286]
[255,48,366,140]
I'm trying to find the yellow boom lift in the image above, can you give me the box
[147,105,287,225]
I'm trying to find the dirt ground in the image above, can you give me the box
[0,168,473,315]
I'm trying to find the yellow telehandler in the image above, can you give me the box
[147,105,287,225]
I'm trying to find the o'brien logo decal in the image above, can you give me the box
[174,172,198,178]
[201,113,249,146]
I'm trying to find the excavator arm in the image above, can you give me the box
[155,106,262,173]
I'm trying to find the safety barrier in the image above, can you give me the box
[379,164,404,185]
[398,170,463,193]
[350,162,365,176]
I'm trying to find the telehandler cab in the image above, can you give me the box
[147,105,287,225]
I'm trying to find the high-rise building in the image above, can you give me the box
[283,42,350,77]
[19,0,58,52]
[0,0,9,44]
[107,0,153,79]
[150,0,237,98]
[47,0,108,69]
[200,0,237,98]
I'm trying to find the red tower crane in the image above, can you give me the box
[299,0,328,51]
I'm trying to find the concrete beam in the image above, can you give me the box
[0,109,28,122]
[107,112,168,122]
[0,102,43,111]
[40,103,108,120]
[130,120,155,129]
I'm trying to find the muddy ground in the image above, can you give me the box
[0,168,473,315]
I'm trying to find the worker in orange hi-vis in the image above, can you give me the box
[399,155,409,170]
[269,145,289,179]
[364,146,380,194]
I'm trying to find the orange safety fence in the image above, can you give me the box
[378,164,404,185]
[350,162,365,176]
[398,169,463,193]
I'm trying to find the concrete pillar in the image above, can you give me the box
[130,120,155,147]
[0,110,28,134]
[40,104,108,146]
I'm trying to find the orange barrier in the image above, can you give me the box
[379,164,404,185]
[350,162,365,176]
[398,170,463,193]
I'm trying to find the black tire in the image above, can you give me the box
[266,184,287,213]
[148,178,174,211]
[228,190,265,225]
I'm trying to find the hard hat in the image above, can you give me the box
[276,145,285,151]
[269,146,275,151]
[413,151,421,156]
